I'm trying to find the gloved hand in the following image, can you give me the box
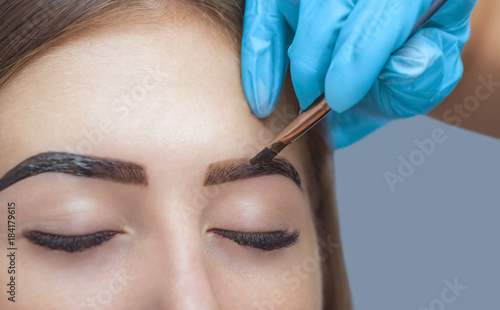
[241,0,477,148]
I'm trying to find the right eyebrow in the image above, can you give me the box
[0,152,147,192]
[204,157,301,188]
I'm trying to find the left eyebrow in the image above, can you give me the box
[204,158,301,188]
[0,152,147,191]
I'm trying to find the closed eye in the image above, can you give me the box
[208,229,299,251]
[25,231,119,253]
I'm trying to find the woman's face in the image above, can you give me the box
[0,10,322,310]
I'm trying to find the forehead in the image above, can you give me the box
[0,19,235,146]
[0,14,306,187]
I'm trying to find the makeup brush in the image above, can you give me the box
[250,0,449,165]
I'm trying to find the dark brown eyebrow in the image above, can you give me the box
[204,158,301,188]
[0,152,147,192]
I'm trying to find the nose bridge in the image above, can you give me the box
[160,257,221,310]
[149,195,221,310]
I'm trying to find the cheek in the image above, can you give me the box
[13,237,132,310]
[198,176,322,308]
[206,227,323,309]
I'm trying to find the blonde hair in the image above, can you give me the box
[0,1,352,308]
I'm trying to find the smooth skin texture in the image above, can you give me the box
[0,9,322,310]
[430,0,500,140]
[241,0,477,148]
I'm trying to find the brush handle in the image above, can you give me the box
[263,0,448,156]
[267,94,331,153]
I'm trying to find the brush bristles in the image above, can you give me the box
[249,148,278,165]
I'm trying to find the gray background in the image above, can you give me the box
[334,115,500,310]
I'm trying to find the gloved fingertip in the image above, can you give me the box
[329,102,352,114]
[250,97,274,118]
[325,92,354,114]
[298,100,311,112]
[296,86,323,111]
[290,60,324,111]
[324,64,370,114]
[243,71,279,118]
[240,5,291,119]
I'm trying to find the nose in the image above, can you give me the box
[156,254,221,310]
[143,201,222,310]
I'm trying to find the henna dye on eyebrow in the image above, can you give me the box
[204,158,301,188]
[0,152,147,191]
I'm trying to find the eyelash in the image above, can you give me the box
[209,229,299,251]
[25,229,300,253]
[25,231,118,253]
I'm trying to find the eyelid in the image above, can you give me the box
[208,228,299,251]
[25,230,119,253]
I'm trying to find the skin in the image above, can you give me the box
[0,8,322,310]
[430,0,500,139]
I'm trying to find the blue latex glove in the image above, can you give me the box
[241,0,477,148]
